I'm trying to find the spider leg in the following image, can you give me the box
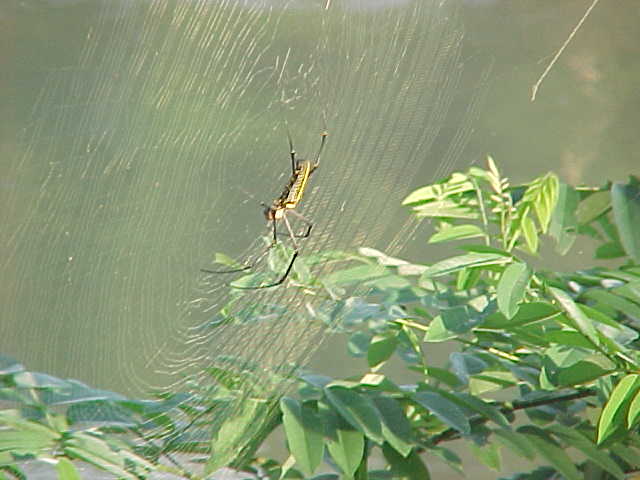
[287,208,313,238]
[313,130,328,169]
[286,122,297,174]
[234,251,298,289]
[201,217,278,275]
[233,211,299,289]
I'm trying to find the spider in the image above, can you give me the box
[202,128,328,288]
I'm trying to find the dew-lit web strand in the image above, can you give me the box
[179,0,464,360]
[8,0,483,451]
[178,1,472,420]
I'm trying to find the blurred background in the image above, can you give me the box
[1,0,638,477]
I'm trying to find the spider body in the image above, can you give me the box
[265,159,317,221]
[203,129,327,289]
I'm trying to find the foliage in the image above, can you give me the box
[2,160,640,479]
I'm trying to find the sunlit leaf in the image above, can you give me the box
[521,214,539,253]
[597,374,640,445]
[411,201,479,219]
[422,253,510,278]
[497,262,531,319]
[56,458,82,480]
[429,224,485,243]
[628,389,640,429]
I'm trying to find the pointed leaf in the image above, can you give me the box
[413,392,470,435]
[325,386,383,443]
[280,398,323,476]
[429,224,485,243]
[368,334,398,369]
[423,253,511,278]
[56,458,81,480]
[549,287,600,348]
[611,179,640,262]
[382,444,430,480]
[326,429,364,478]
[519,426,581,480]
[548,424,624,479]
[372,397,413,457]
[497,262,531,319]
[597,374,640,444]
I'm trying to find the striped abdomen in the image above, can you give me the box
[284,160,313,209]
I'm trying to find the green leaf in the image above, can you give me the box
[597,374,640,444]
[64,433,140,478]
[280,398,324,476]
[627,389,640,428]
[423,316,457,343]
[555,360,610,387]
[519,426,582,480]
[428,446,463,475]
[326,428,364,478]
[469,442,501,471]
[596,241,626,259]
[411,201,479,219]
[429,224,485,243]
[382,444,430,480]
[583,289,640,321]
[323,265,388,286]
[402,174,474,206]
[412,392,470,435]
[497,262,531,319]
[372,397,413,457]
[609,444,640,469]
[483,302,559,329]
[324,386,383,444]
[368,334,398,369]
[423,253,511,278]
[611,178,640,262]
[206,398,268,473]
[56,458,82,480]
[493,428,536,460]
[549,182,578,254]
[548,424,625,479]
[576,190,611,224]
[521,214,539,253]
[453,393,509,428]
[548,287,600,348]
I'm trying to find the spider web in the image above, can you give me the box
[1,0,487,468]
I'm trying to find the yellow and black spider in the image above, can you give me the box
[202,128,328,289]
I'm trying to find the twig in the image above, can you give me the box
[531,0,600,101]
[429,388,597,445]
